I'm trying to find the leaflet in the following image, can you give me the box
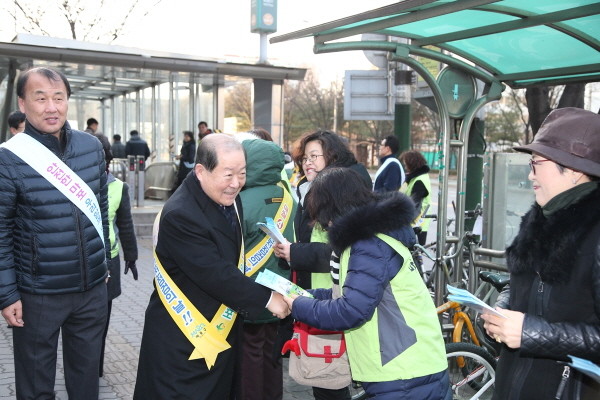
[256,217,288,244]
[568,355,600,383]
[255,269,313,298]
[446,285,507,318]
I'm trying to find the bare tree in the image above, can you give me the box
[525,84,586,136]
[224,81,252,132]
[5,0,162,42]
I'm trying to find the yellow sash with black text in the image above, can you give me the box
[244,182,293,277]
[152,204,244,369]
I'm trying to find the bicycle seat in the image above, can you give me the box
[479,271,510,292]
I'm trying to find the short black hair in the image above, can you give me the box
[86,118,98,127]
[113,134,121,141]
[16,67,71,99]
[383,135,400,155]
[305,167,375,229]
[8,110,26,129]
[183,130,195,141]
[130,130,139,136]
[198,121,208,128]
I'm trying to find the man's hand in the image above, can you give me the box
[267,292,290,319]
[124,260,138,280]
[282,294,298,310]
[2,300,24,327]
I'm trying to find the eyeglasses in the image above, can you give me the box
[529,158,551,174]
[301,154,324,164]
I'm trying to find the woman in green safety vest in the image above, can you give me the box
[272,130,371,400]
[283,167,451,400]
[399,150,432,246]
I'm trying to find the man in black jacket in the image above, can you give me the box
[134,134,289,399]
[125,129,151,160]
[0,67,110,398]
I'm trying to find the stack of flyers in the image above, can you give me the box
[446,285,507,318]
[255,269,313,298]
[256,217,287,244]
[567,356,600,383]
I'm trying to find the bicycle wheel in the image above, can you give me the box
[348,381,367,400]
[446,342,496,400]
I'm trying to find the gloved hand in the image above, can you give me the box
[124,260,138,280]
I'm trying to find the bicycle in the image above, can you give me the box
[412,204,485,297]
[446,342,497,400]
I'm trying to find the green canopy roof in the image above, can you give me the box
[271,0,600,88]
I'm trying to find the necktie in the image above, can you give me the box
[220,205,238,234]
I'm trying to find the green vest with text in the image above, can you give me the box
[401,174,432,232]
[339,233,446,382]
[108,179,124,258]
[309,224,332,289]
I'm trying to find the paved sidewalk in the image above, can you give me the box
[0,238,314,400]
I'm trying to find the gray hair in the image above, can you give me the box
[196,134,243,171]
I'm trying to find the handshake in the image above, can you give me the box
[267,292,292,319]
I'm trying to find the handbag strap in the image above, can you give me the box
[297,325,346,359]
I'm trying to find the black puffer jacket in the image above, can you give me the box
[494,184,600,400]
[0,123,109,310]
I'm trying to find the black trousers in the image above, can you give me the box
[240,322,283,400]
[13,282,108,400]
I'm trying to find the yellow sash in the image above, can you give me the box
[153,204,245,369]
[244,182,293,277]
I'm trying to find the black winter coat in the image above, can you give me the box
[134,172,273,399]
[125,135,150,160]
[494,184,600,400]
[0,123,109,309]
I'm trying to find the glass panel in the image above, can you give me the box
[561,15,600,39]
[390,10,518,36]
[449,25,599,74]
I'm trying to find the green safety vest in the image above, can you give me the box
[339,234,447,382]
[401,174,432,231]
[309,224,332,289]
[108,179,124,258]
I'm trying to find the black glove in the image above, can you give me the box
[124,260,138,280]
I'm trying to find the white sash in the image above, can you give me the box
[374,157,405,189]
[0,133,104,244]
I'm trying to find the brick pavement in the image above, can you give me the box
[0,238,314,400]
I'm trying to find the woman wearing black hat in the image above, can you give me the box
[481,107,600,399]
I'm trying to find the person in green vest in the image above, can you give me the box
[273,130,371,400]
[237,135,297,400]
[283,167,451,400]
[399,150,432,246]
[100,168,138,376]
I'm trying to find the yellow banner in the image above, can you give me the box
[244,182,293,277]
[153,204,245,369]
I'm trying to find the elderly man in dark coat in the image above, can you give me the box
[134,134,290,399]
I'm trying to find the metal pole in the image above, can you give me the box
[259,33,268,64]
[391,52,451,306]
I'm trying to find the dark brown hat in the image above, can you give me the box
[514,107,600,177]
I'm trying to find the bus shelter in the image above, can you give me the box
[0,34,306,157]
[271,0,600,304]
